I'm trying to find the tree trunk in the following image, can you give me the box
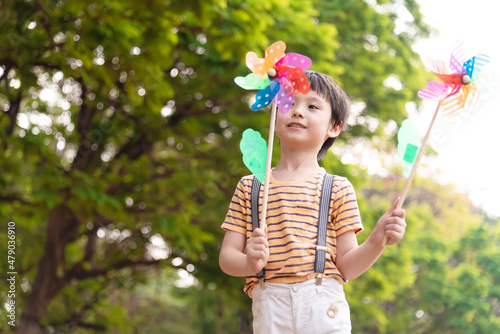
[18,205,80,333]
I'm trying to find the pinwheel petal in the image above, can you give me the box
[275,53,312,70]
[418,81,452,100]
[275,64,293,78]
[434,73,464,86]
[463,56,476,78]
[441,83,481,116]
[440,93,465,116]
[449,40,466,74]
[251,80,280,110]
[264,41,286,70]
[427,58,449,74]
[246,52,267,78]
[240,128,268,183]
[273,83,295,115]
[465,54,492,82]
[397,119,421,178]
[234,73,270,90]
[288,68,310,95]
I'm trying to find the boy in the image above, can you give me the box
[219,70,406,333]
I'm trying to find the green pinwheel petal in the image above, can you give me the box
[240,128,268,183]
[234,73,269,90]
[397,119,421,178]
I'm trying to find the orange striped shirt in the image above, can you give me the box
[222,169,363,298]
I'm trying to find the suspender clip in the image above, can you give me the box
[316,245,327,252]
[315,273,323,286]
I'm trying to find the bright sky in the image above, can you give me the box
[412,0,500,217]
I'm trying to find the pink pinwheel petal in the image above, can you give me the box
[275,53,312,70]
[418,81,452,100]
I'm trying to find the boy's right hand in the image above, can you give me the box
[245,225,269,274]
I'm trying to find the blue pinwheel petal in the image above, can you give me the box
[464,54,491,82]
[251,80,280,110]
[463,57,475,77]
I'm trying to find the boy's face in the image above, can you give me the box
[275,90,341,154]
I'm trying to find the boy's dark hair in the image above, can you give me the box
[304,70,350,160]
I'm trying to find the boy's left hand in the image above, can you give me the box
[374,197,407,247]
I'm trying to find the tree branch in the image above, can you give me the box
[65,258,161,281]
[6,92,22,135]
[113,110,153,161]
[70,77,99,171]
[48,280,111,332]
[32,61,62,70]
[0,194,32,205]
[165,100,233,128]
[0,61,14,82]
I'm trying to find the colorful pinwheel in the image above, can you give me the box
[235,41,313,228]
[234,41,312,114]
[398,42,491,203]
[418,41,491,116]
[383,42,491,246]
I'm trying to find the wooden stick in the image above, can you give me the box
[260,103,277,229]
[383,101,442,246]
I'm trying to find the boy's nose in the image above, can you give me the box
[292,109,304,118]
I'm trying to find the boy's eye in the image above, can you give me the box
[309,105,319,109]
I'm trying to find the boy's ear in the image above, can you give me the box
[327,123,342,138]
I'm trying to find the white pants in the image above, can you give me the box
[252,279,351,334]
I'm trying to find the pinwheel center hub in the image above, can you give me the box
[267,68,277,78]
[462,74,471,85]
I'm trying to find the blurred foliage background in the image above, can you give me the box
[1,0,499,333]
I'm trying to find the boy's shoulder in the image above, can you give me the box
[330,174,349,183]
[241,174,255,181]
[323,170,352,186]
[239,174,256,185]
[235,174,257,191]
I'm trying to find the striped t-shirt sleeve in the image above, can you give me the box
[221,177,252,235]
[330,177,363,235]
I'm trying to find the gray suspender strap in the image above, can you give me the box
[250,176,264,278]
[250,173,334,283]
[314,173,334,284]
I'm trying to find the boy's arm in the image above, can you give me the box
[219,227,269,277]
[335,198,406,281]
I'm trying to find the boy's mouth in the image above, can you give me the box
[288,122,306,129]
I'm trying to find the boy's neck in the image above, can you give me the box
[274,149,322,182]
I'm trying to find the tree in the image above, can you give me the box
[1,0,431,332]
